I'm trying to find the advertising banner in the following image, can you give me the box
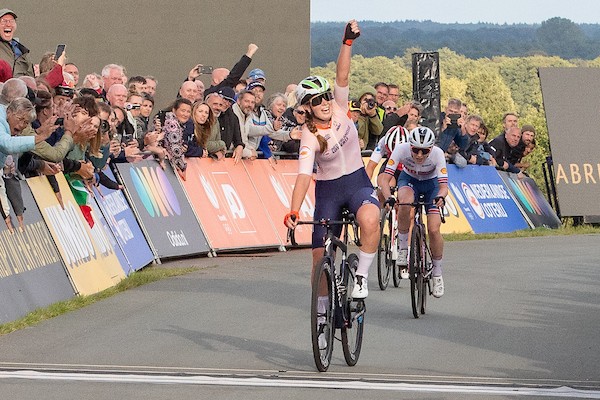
[114,160,209,258]
[243,159,316,246]
[182,158,282,251]
[538,68,600,217]
[27,174,125,296]
[447,165,529,233]
[91,168,154,274]
[498,171,561,229]
[0,181,74,324]
[438,192,474,234]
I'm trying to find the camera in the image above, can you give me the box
[125,103,141,111]
[198,65,213,74]
[366,99,376,109]
[55,117,64,126]
[447,113,461,128]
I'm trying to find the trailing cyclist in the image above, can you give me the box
[284,20,380,303]
[377,127,448,297]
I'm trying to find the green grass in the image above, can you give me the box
[0,266,199,336]
[444,224,600,241]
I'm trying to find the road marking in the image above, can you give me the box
[1,370,599,398]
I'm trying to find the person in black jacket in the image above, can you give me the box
[489,126,524,178]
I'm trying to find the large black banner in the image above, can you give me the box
[0,181,74,324]
[114,161,210,259]
[539,68,600,217]
[412,52,441,134]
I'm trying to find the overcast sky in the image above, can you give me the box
[311,0,599,24]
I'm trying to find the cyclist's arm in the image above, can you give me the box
[365,160,377,179]
[290,173,312,214]
[335,20,359,88]
[377,171,393,201]
[436,182,449,199]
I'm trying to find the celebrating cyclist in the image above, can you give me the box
[284,20,380,300]
[377,127,448,297]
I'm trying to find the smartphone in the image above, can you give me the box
[54,44,66,60]
[199,65,213,74]
[55,117,64,126]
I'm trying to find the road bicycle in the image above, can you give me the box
[377,186,400,290]
[398,194,445,319]
[288,209,366,372]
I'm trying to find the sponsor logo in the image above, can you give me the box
[462,182,485,219]
[299,146,311,159]
[387,159,395,166]
[441,167,447,174]
[130,166,181,217]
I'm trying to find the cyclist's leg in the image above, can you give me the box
[396,172,415,268]
[424,179,445,297]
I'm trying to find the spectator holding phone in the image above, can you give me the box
[356,88,383,150]
[437,97,468,154]
[0,9,33,77]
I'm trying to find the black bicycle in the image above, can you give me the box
[398,194,445,319]
[288,209,366,372]
[377,186,399,290]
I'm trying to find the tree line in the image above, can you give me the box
[312,18,600,66]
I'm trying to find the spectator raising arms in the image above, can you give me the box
[284,20,380,301]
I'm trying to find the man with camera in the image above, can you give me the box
[437,97,469,154]
[356,88,383,150]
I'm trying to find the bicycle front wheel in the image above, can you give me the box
[377,209,391,290]
[311,257,334,372]
[419,246,430,315]
[341,254,365,366]
[409,226,422,319]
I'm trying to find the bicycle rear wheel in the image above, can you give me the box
[341,254,365,366]
[409,226,422,319]
[377,209,391,290]
[311,257,334,372]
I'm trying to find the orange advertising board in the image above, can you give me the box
[182,158,281,251]
[243,159,315,246]
[27,174,125,295]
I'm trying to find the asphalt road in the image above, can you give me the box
[0,234,599,399]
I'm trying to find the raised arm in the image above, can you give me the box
[335,20,360,88]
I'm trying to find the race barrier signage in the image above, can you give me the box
[183,158,282,251]
[92,167,154,274]
[439,192,474,234]
[447,165,529,233]
[114,160,210,259]
[0,181,74,324]
[243,159,315,247]
[27,174,126,296]
[498,171,561,229]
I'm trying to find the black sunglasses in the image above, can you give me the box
[310,91,333,107]
[411,147,431,155]
[294,109,306,115]
[385,106,398,112]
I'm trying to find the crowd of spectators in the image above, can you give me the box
[0,8,536,233]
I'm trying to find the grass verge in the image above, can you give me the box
[444,224,600,241]
[0,266,199,336]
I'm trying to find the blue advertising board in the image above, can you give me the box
[92,167,154,273]
[447,165,529,233]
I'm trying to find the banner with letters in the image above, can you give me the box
[114,160,210,258]
[498,171,561,229]
[27,174,125,296]
[92,167,154,274]
[243,159,315,246]
[182,158,281,251]
[0,180,74,324]
[447,165,529,233]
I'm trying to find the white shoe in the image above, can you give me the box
[317,324,328,350]
[351,275,368,299]
[400,267,409,280]
[432,276,444,298]
[397,248,408,267]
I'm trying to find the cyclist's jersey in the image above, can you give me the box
[297,84,364,181]
[384,142,448,185]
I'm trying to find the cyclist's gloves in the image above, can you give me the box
[283,210,299,227]
[384,197,396,208]
[342,21,360,46]
[434,196,446,207]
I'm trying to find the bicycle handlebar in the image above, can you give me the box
[286,214,361,247]
[395,201,446,224]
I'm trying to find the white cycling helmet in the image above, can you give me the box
[295,75,330,106]
[384,125,409,153]
[409,126,436,148]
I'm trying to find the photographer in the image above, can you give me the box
[437,97,469,154]
[356,89,383,150]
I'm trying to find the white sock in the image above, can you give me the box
[356,250,376,278]
[398,232,409,250]
[432,258,443,277]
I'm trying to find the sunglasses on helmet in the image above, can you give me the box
[310,91,333,107]
[411,146,431,155]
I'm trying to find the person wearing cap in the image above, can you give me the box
[247,68,265,84]
[0,9,34,78]
[508,124,536,167]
